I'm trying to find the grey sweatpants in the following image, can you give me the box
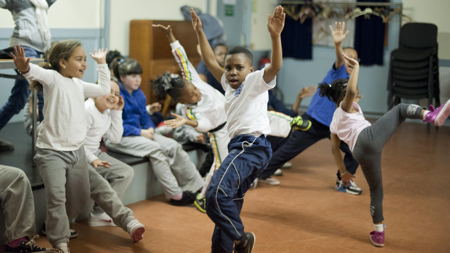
[89,151,134,214]
[0,165,35,242]
[352,103,422,224]
[34,147,90,246]
[106,134,204,199]
[88,166,135,230]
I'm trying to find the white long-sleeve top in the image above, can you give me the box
[84,98,123,163]
[23,63,111,151]
[170,40,227,133]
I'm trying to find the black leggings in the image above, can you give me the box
[352,103,422,223]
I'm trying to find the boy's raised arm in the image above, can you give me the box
[330,21,348,69]
[263,5,285,84]
[191,9,224,82]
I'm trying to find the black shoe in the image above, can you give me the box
[290,116,312,131]
[4,235,60,252]
[169,191,196,206]
[234,232,255,253]
[0,139,14,152]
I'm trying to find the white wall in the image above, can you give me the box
[403,0,450,59]
[250,0,277,50]
[0,0,102,28]
[109,0,207,55]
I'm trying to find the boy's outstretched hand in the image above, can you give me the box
[191,9,203,33]
[330,21,349,45]
[90,48,108,64]
[11,45,30,74]
[268,5,286,38]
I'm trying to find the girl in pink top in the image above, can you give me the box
[320,54,450,248]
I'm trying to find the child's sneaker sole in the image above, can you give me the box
[434,100,450,126]
[131,227,145,242]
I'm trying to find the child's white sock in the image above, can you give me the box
[55,242,70,253]
[374,224,384,232]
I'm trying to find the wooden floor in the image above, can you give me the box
[36,123,450,253]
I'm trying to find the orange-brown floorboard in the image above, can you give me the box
[36,123,450,253]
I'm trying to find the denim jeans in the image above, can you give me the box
[0,46,42,129]
[259,113,359,179]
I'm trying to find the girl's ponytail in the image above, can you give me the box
[152,72,185,100]
[318,78,348,104]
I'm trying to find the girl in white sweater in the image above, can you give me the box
[12,42,111,253]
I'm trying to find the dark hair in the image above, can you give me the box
[118,58,143,77]
[227,46,253,64]
[47,40,82,72]
[318,78,348,104]
[152,72,185,101]
[106,50,123,67]
[213,41,228,50]
[110,57,125,80]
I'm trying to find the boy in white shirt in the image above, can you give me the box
[192,6,285,253]
[84,80,134,226]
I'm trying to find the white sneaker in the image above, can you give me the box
[55,242,70,253]
[282,162,293,168]
[273,168,283,176]
[88,212,117,227]
[126,219,145,242]
[259,177,280,186]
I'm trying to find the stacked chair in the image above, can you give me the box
[387,22,440,109]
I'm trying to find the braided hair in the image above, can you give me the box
[152,72,185,101]
[318,78,348,104]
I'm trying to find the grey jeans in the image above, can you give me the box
[352,103,422,223]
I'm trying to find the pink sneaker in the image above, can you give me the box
[424,100,450,126]
[369,230,385,247]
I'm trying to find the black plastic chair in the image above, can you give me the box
[387,22,440,108]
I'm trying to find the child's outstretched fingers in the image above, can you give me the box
[90,48,108,64]
[330,21,349,44]
[268,5,285,36]
[11,45,30,73]
[190,9,203,32]
[152,24,171,31]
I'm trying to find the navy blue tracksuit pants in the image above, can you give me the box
[259,113,358,179]
[206,134,272,253]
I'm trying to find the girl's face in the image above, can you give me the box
[120,74,142,92]
[178,81,202,105]
[59,46,87,79]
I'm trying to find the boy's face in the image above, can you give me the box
[60,46,87,79]
[343,48,358,75]
[120,74,142,91]
[178,81,202,105]
[224,53,254,89]
[96,81,120,109]
[214,45,228,67]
